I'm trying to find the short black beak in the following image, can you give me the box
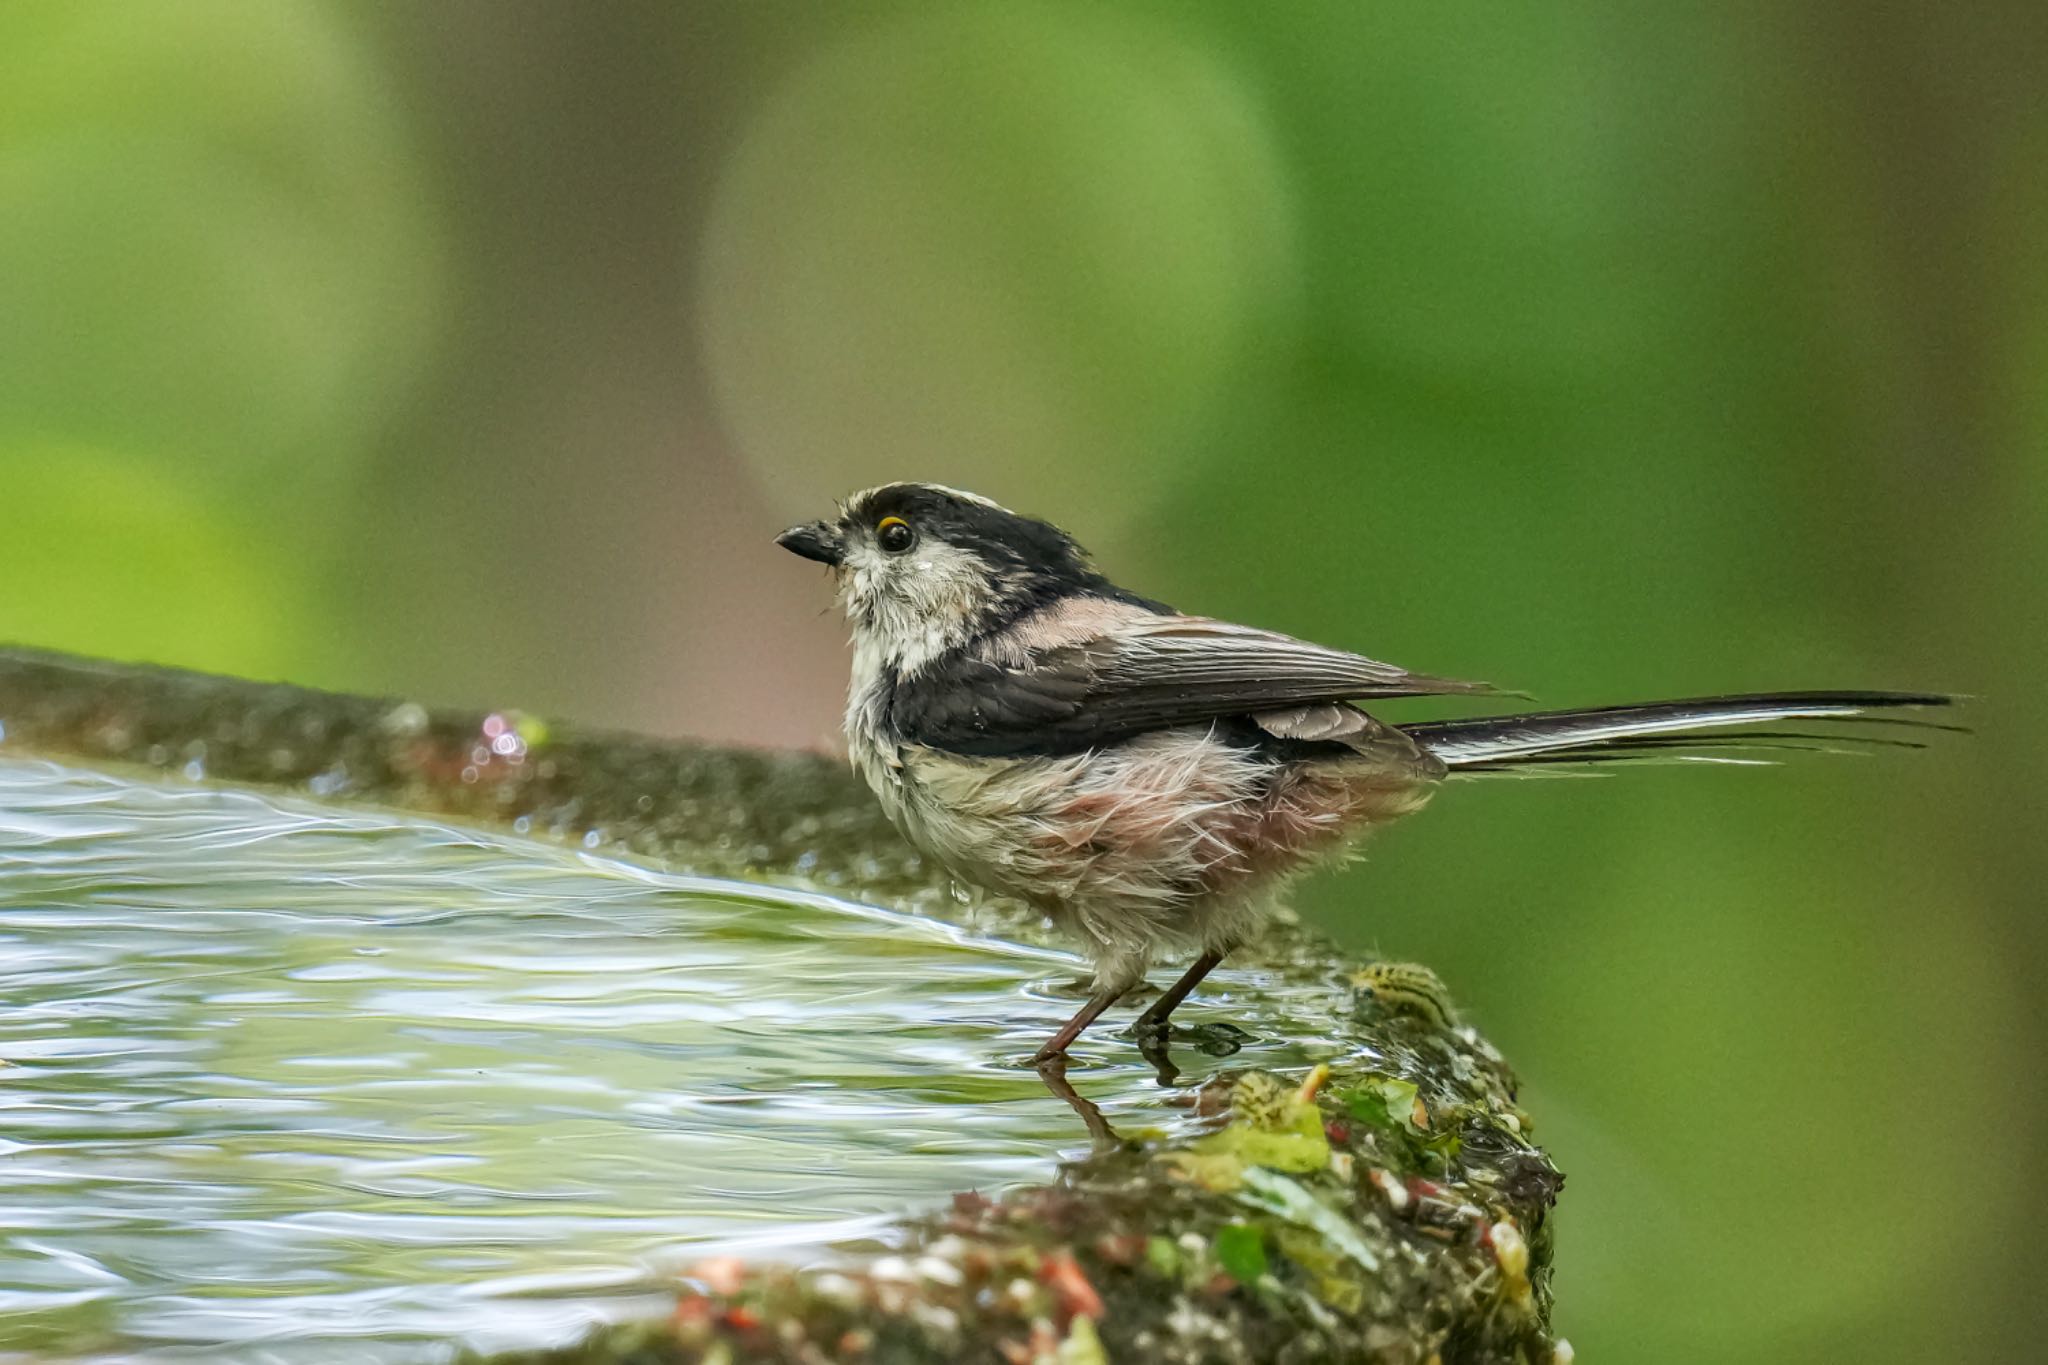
[775,521,842,566]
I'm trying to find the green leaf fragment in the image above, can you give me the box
[1239,1166,1383,1274]
[1145,1235,1182,1279]
[1342,1088,1391,1127]
[1200,1122,1330,1174]
[1163,1071,1334,1187]
[1341,1075,1423,1132]
[1186,1074,1332,1174]
[1163,1150,1246,1191]
[1213,1222,1268,1284]
[1057,1313,1107,1365]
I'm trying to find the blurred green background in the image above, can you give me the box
[2,2,2040,1359]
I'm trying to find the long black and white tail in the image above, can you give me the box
[1401,691,1958,773]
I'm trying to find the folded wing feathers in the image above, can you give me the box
[1104,619,1502,699]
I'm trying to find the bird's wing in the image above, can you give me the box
[892,611,1502,756]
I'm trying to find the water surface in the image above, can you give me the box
[0,759,1364,1361]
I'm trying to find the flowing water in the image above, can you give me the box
[0,759,1365,1362]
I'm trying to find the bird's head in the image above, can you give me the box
[777,483,1105,669]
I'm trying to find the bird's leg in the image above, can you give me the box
[1130,948,1229,1037]
[1030,989,1123,1066]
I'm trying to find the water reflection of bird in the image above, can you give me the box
[778,483,1954,1066]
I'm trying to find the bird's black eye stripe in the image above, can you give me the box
[877,516,915,553]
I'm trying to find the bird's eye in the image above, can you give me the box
[876,516,915,553]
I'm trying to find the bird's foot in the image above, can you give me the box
[1127,1018,1252,1086]
[1189,1020,1253,1055]
[1125,1017,1250,1055]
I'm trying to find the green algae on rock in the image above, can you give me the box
[476,1060,1562,1365]
[0,646,1569,1363]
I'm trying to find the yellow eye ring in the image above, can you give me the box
[876,516,915,553]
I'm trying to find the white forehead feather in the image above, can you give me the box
[841,482,1007,517]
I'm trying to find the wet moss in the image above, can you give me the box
[471,1056,1563,1364]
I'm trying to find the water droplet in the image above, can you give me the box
[379,702,430,737]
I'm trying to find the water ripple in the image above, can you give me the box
[0,759,1366,1360]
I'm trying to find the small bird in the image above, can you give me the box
[777,483,1951,1065]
